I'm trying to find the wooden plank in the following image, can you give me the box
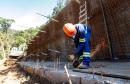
[79,8,86,14]
[79,12,87,19]
[79,17,87,23]
[80,4,85,9]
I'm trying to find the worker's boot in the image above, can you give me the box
[77,62,89,69]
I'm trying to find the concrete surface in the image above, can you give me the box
[89,62,130,79]
[18,61,130,84]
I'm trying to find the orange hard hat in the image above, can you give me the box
[63,23,76,37]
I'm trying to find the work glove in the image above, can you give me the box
[68,54,75,61]
[68,54,82,68]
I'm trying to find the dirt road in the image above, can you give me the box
[0,59,39,84]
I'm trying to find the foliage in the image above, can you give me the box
[0,17,40,59]
[51,0,65,17]
[0,0,65,59]
[13,27,40,47]
[0,17,15,59]
[0,17,15,33]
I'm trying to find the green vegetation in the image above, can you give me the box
[51,0,65,17]
[13,27,40,47]
[0,0,65,59]
[0,17,15,59]
[0,17,15,33]
[0,17,40,59]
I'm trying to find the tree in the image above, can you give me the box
[12,27,40,47]
[0,17,15,33]
[0,32,6,59]
[51,0,65,17]
[0,17,41,59]
[0,17,15,59]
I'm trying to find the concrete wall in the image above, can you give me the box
[86,0,130,59]
[26,0,130,61]
[27,1,80,61]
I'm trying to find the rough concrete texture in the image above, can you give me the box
[26,0,130,61]
[74,62,130,82]
[89,62,130,78]
[18,61,130,84]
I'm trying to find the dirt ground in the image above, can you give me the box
[0,58,39,84]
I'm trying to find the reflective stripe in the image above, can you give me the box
[83,55,90,57]
[85,31,87,34]
[83,52,90,57]
[83,52,90,55]
[79,55,83,60]
[79,38,85,42]
[79,52,90,60]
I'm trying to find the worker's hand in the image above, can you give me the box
[67,54,75,61]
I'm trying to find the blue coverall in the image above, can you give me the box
[73,24,91,66]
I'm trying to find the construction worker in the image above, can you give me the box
[63,23,91,69]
